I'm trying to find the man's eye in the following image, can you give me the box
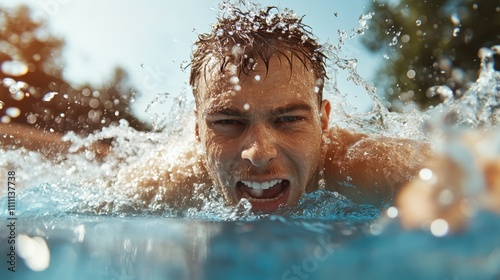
[277,116,302,123]
[214,119,243,125]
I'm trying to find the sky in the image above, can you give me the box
[1,0,383,123]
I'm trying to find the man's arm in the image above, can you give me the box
[396,130,500,232]
[1,123,71,155]
[0,123,109,158]
[324,126,433,205]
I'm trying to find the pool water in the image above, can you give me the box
[1,207,499,280]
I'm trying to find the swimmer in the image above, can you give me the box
[120,7,433,212]
[1,6,432,212]
[5,6,497,220]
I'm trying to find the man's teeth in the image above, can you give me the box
[240,179,282,190]
[249,189,263,197]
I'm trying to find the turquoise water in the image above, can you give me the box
[1,185,500,280]
[1,209,500,279]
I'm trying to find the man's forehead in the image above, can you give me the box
[203,98,315,116]
[197,51,315,84]
[194,52,320,113]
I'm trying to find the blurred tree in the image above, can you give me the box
[362,0,500,111]
[0,5,150,134]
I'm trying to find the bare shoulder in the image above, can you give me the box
[116,142,210,207]
[323,126,433,205]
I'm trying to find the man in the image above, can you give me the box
[2,6,499,226]
[121,6,432,213]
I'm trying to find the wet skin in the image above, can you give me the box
[195,54,330,213]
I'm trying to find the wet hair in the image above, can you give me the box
[189,6,327,104]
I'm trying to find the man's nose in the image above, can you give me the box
[241,125,278,168]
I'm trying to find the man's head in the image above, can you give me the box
[190,6,330,212]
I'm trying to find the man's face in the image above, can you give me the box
[195,53,330,213]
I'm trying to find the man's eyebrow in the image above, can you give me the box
[271,102,313,115]
[205,106,248,118]
[204,102,313,117]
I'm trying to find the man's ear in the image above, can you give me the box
[320,100,331,132]
[194,109,200,142]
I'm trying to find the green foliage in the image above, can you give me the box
[0,5,151,134]
[362,0,500,110]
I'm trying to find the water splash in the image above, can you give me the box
[429,45,500,128]
[1,1,499,224]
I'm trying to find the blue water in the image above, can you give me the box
[1,184,500,280]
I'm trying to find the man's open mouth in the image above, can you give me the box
[236,179,290,212]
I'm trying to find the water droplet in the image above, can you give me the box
[1,116,11,123]
[82,88,91,97]
[401,34,410,43]
[369,223,383,235]
[88,99,99,109]
[229,76,239,84]
[10,90,25,101]
[430,219,449,237]
[231,45,244,58]
[43,92,59,102]
[243,103,250,110]
[316,78,324,86]
[301,34,308,43]
[419,168,433,180]
[452,27,460,37]
[386,206,398,218]
[1,60,29,76]
[254,75,261,81]
[450,13,460,25]
[416,19,422,26]
[228,64,238,75]
[5,107,21,118]
[2,77,15,87]
[229,198,252,220]
[26,113,37,124]
[406,69,416,79]
[390,36,398,46]
[426,85,453,100]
